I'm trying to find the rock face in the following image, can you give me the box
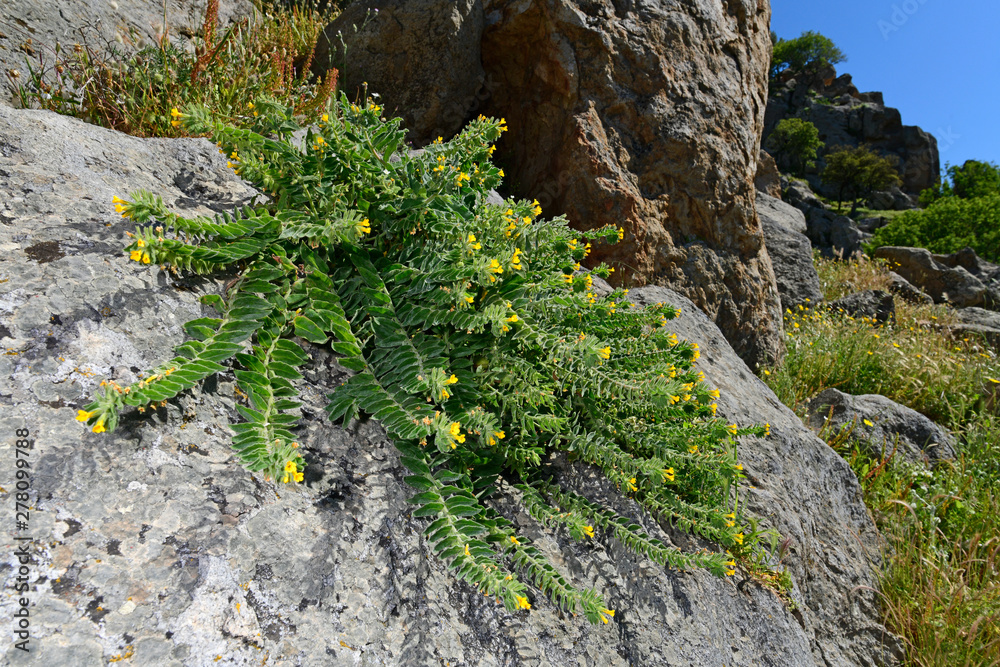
[887,271,933,305]
[950,308,1000,352]
[312,0,486,145]
[806,389,956,466]
[829,290,896,326]
[873,246,1000,310]
[756,149,783,199]
[780,177,870,259]
[0,0,253,106]
[765,64,939,196]
[0,104,900,666]
[479,0,784,370]
[758,193,823,311]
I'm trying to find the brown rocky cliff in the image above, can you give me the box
[480,0,783,369]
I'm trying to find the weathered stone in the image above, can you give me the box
[765,65,939,196]
[0,103,900,666]
[312,0,486,146]
[783,177,826,211]
[949,308,1000,352]
[0,0,254,106]
[806,389,956,466]
[829,290,896,326]
[479,0,783,370]
[887,271,933,305]
[873,246,994,309]
[756,149,783,199]
[805,207,870,259]
[758,193,823,311]
[868,186,917,212]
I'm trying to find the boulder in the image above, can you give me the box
[805,207,870,259]
[758,193,823,311]
[312,0,486,145]
[887,271,933,305]
[828,290,896,326]
[479,0,784,370]
[949,308,1000,352]
[806,389,956,466]
[0,0,254,106]
[0,103,901,666]
[765,65,939,196]
[867,186,917,212]
[783,177,826,211]
[873,246,996,309]
[755,149,783,199]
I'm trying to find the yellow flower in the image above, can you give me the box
[76,410,95,422]
[294,471,304,483]
[498,169,505,178]
[725,559,736,576]
[282,474,290,484]
[464,544,471,557]
[284,460,297,473]
[724,512,736,527]
[988,378,1000,384]
[662,468,675,483]
[532,200,542,216]
[92,418,106,434]
[130,250,143,262]
[515,595,531,610]
[733,532,744,545]
[688,445,698,454]
[626,477,637,492]
[599,608,615,624]
[564,274,574,284]
[583,525,595,538]
[507,314,519,323]
[494,430,505,440]
[445,374,458,385]
[709,389,720,398]
[863,419,874,427]
[464,295,475,304]
[598,347,611,360]
[735,463,743,471]
[727,424,738,436]
[764,423,771,437]
[617,227,624,241]
[509,535,520,545]
[141,253,151,264]
[489,259,503,274]
[356,218,372,235]
[321,113,329,122]
[440,389,450,400]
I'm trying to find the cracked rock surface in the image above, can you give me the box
[1,104,899,666]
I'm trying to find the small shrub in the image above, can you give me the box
[76,97,780,621]
[920,160,1000,206]
[766,118,823,176]
[6,0,337,137]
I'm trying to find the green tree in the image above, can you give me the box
[770,31,847,81]
[821,145,900,216]
[765,118,823,176]
[919,160,1000,205]
[869,194,1000,263]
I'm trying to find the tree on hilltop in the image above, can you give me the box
[770,31,846,82]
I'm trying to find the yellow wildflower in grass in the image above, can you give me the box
[709,388,720,398]
[284,460,297,473]
[494,430,505,440]
[735,463,743,471]
[76,410,95,423]
[733,532,744,545]
[599,608,615,624]
[294,471,304,483]
[321,113,329,123]
[725,559,736,576]
[863,419,874,427]
[445,374,458,385]
[464,295,475,304]
[467,233,481,251]
[532,200,542,216]
[464,544,471,557]
[688,444,698,454]
[662,467,675,483]
[988,377,1000,384]
[727,424,738,436]
[488,259,504,275]
[564,274,574,284]
[92,418,106,434]
[583,525,595,538]
[764,423,771,437]
[129,250,143,262]
[509,535,520,546]
[515,595,531,610]
[617,227,624,241]
[141,253,150,264]
[356,218,371,235]
[598,347,611,360]
[506,314,519,323]
[724,512,736,528]
[440,389,450,400]
[626,477,637,492]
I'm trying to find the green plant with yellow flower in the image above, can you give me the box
[77,95,776,622]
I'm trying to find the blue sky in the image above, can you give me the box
[770,0,1000,171]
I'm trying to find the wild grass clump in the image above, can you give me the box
[5,0,337,137]
[765,255,999,428]
[767,254,1000,666]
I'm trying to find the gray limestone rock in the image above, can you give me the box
[828,290,896,326]
[873,246,993,309]
[806,389,956,466]
[0,104,900,666]
[757,193,823,311]
[886,271,933,305]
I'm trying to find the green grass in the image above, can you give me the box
[5,0,338,138]
[764,255,1000,666]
